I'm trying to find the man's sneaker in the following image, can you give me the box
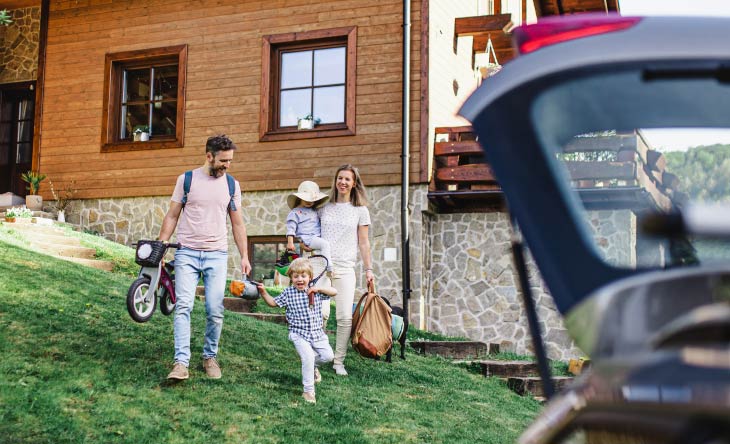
[203,357,222,379]
[333,364,348,376]
[302,392,316,404]
[314,367,322,383]
[167,362,189,380]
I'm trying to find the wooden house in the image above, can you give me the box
[1,0,631,360]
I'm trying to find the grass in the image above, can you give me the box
[0,223,542,443]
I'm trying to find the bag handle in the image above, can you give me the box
[367,280,376,294]
[351,292,375,338]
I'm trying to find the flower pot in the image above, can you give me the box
[57,210,65,223]
[26,194,42,211]
[140,132,150,141]
[298,119,314,130]
[4,216,15,223]
[133,132,141,141]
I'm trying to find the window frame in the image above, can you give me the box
[101,45,187,152]
[260,27,356,142]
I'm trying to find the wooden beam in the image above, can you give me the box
[434,140,483,157]
[435,164,497,183]
[564,161,636,181]
[454,14,512,36]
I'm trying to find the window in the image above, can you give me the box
[260,27,356,141]
[101,45,187,151]
[248,236,302,283]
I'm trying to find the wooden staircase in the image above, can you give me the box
[1,218,114,271]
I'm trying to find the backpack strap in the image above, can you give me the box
[181,170,193,209]
[226,173,237,212]
[181,170,237,212]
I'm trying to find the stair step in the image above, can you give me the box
[240,313,287,325]
[410,341,495,359]
[27,231,82,246]
[476,360,540,378]
[32,243,96,259]
[195,294,258,313]
[6,222,66,236]
[506,376,574,397]
[60,256,115,272]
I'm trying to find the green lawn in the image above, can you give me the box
[0,223,541,443]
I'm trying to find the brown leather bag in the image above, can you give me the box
[351,283,393,359]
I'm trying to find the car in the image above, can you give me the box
[461,13,730,444]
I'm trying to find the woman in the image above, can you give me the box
[318,164,375,376]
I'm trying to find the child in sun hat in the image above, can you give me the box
[257,258,337,404]
[285,181,332,272]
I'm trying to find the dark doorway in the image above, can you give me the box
[0,82,35,196]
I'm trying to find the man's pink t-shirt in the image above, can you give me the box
[171,167,242,251]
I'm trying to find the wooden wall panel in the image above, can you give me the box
[39,0,423,199]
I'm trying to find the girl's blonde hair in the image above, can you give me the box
[286,257,313,279]
[329,164,368,207]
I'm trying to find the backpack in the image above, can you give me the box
[181,170,237,212]
[351,283,393,359]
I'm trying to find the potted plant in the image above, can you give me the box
[4,206,32,223]
[133,125,150,142]
[297,114,320,130]
[49,180,77,222]
[21,170,47,211]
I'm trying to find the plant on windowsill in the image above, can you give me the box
[49,180,77,223]
[133,125,150,142]
[297,114,321,131]
[21,170,47,211]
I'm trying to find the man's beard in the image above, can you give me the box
[209,162,226,178]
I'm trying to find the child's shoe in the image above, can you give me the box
[303,392,316,404]
[333,364,348,376]
[314,367,322,383]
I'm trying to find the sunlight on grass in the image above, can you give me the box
[0,233,542,443]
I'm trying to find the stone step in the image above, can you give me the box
[32,242,96,259]
[240,313,287,325]
[476,360,540,378]
[5,221,66,236]
[195,294,258,313]
[506,376,574,397]
[410,341,497,359]
[60,256,115,272]
[27,231,82,246]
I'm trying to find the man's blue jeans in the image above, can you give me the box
[173,248,228,366]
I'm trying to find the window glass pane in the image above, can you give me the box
[154,65,178,100]
[17,99,33,119]
[151,101,177,136]
[280,89,311,127]
[255,243,277,261]
[313,86,345,124]
[314,47,345,86]
[124,104,150,138]
[16,142,32,163]
[124,68,151,103]
[0,144,8,166]
[281,51,312,89]
[0,101,11,120]
[0,123,10,143]
[17,121,32,143]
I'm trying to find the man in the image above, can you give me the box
[158,134,251,380]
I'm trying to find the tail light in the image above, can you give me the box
[514,14,642,55]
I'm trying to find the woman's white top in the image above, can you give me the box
[318,202,371,269]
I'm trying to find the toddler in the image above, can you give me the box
[257,258,337,404]
[286,181,332,272]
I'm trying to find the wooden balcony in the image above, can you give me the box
[428,127,679,213]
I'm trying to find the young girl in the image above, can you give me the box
[286,180,332,272]
[256,258,337,404]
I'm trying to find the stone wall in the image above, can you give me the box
[65,184,637,361]
[0,7,40,84]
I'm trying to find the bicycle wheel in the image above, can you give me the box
[158,286,175,316]
[126,276,156,323]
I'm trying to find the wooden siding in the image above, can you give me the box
[38,0,422,200]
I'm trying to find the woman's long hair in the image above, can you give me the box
[330,164,368,207]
